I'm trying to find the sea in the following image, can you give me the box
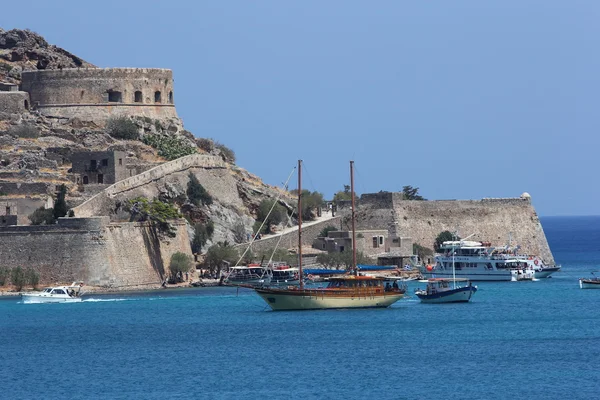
[1,216,599,400]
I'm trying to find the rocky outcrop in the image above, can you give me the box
[0,28,95,84]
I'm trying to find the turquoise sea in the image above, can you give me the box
[1,216,599,400]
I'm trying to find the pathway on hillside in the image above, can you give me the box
[254,209,338,242]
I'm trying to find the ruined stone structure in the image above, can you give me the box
[20,68,178,122]
[0,199,17,226]
[71,150,127,185]
[0,217,191,287]
[313,229,389,256]
[346,192,555,264]
[0,81,30,114]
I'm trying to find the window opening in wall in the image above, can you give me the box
[98,174,104,184]
[101,159,108,167]
[379,236,384,246]
[168,91,173,104]
[134,91,143,103]
[108,91,122,102]
[119,158,123,166]
[373,237,379,248]
[339,246,345,252]
[90,160,97,170]
[6,207,10,215]
[154,91,162,103]
[24,100,29,109]
[76,177,80,184]
[83,176,89,185]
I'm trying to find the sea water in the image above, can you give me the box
[1,216,599,400]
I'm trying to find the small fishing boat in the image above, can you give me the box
[579,272,600,289]
[270,265,301,286]
[21,282,84,303]
[415,278,477,303]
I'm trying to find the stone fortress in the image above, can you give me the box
[19,68,178,121]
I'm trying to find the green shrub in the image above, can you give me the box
[53,184,68,220]
[11,267,26,291]
[290,190,324,221]
[0,267,9,286]
[142,134,197,161]
[0,62,13,73]
[187,173,213,206]
[106,116,139,140]
[196,138,214,153]
[28,207,55,225]
[154,119,164,131]
[204,242,239,272]
[25,268,40,289]
[8,124,39,139]
[316,251,369,270]
[434,231,458,252]
[257,199,286,231]
[126,197,182,237]
[169,252,193,282]
[214,141,235,163]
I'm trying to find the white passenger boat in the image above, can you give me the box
[21,282,84,303]
[415,278,477,303]
[269,265,301,286]
[418,240,559,282]
[224,264,272,287]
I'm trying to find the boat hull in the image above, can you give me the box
[416,286,477,303]
[21,294,82,303]
[255,289,404,311]
[579,279,600,289]
[534,267,560,279]
[421,271,512,282]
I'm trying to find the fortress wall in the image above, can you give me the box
[20,68,177,121]
[0,217,191,287]
[353,195,554,264]
[239,217,342,255]
[0,91,30,114]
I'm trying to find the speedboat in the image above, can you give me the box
[579,272,600,289]
[21,282,84,303]
[415,278,477,303]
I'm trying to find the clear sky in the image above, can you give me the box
[2,1,598,216]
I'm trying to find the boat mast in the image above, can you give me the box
[452,232,456,289]
[298,159,304,289]
[350,160,357,275]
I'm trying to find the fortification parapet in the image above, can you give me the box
[20,68,178,122]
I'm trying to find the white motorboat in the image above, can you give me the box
[224,265,272,287]
[21,282,84,303]
[419,240,560,281]
[415,278,477,303]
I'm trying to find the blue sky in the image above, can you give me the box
[2,1,598,216]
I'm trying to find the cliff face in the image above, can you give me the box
[0,28,95,84]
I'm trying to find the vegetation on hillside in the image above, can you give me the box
[253,199,287,235]
[126,197,182,237]
[333,185,357,203]
[203,241,239,275]
[191,221,215,254]
[169,252,193,282]
[142,134,197,161]
[290,189,324,221]
[434,230,458,252]
[318,225,338,238]
[105,116,139,140]
[53,184,68,220]
[187,173,213,206]
[402,185,426,200]
[28,207,55,225]
[7,124,39,139]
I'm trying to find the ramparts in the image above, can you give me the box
[20,68,178,122]
[0,217,191,286]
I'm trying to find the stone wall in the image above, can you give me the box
[350,193,555,264]
[0,91,30,114]
[20,68,178,122]
[0,217,191,287]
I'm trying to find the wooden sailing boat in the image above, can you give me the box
[254,160,406,311]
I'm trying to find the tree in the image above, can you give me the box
[10,267,26,291]
[53,184,69,220]
[0,267,9,286]
[204,242,239,275]
[333,185,358,203]
[318,225,337,238]
[402,185,426,200]
[316,251,369,270]
[187,173,213,206]
[169,252,193,282]
[191,221,215,254]
[435,231,459,252]
[255,199,286,233]
[25,268,39,289]
[105,116,139,140]
[291,190,324,221]
[28,207,55,225]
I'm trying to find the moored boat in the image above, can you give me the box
[579,272,600,289]
[21,282,84,303]
[225,265,272,287]
[270,265,301,286]
[415,278,477,303]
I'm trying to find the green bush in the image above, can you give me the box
[196,138,214,153]
[214,141,235,163]
[142,134,197,161]
[434,231,458,252]
[53,184,69,220]
[316,251,369,270]
[0,267,9,286]
[28,207,55,225]
[8,124,40,139]
[126,197,182,237]
[169,252,193,282]
[204,242,239,273]
[291,190,324,221]
[256,199,286,233]
[105,116,139,140]
[187,173,213,206]
[11,267,26,291]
